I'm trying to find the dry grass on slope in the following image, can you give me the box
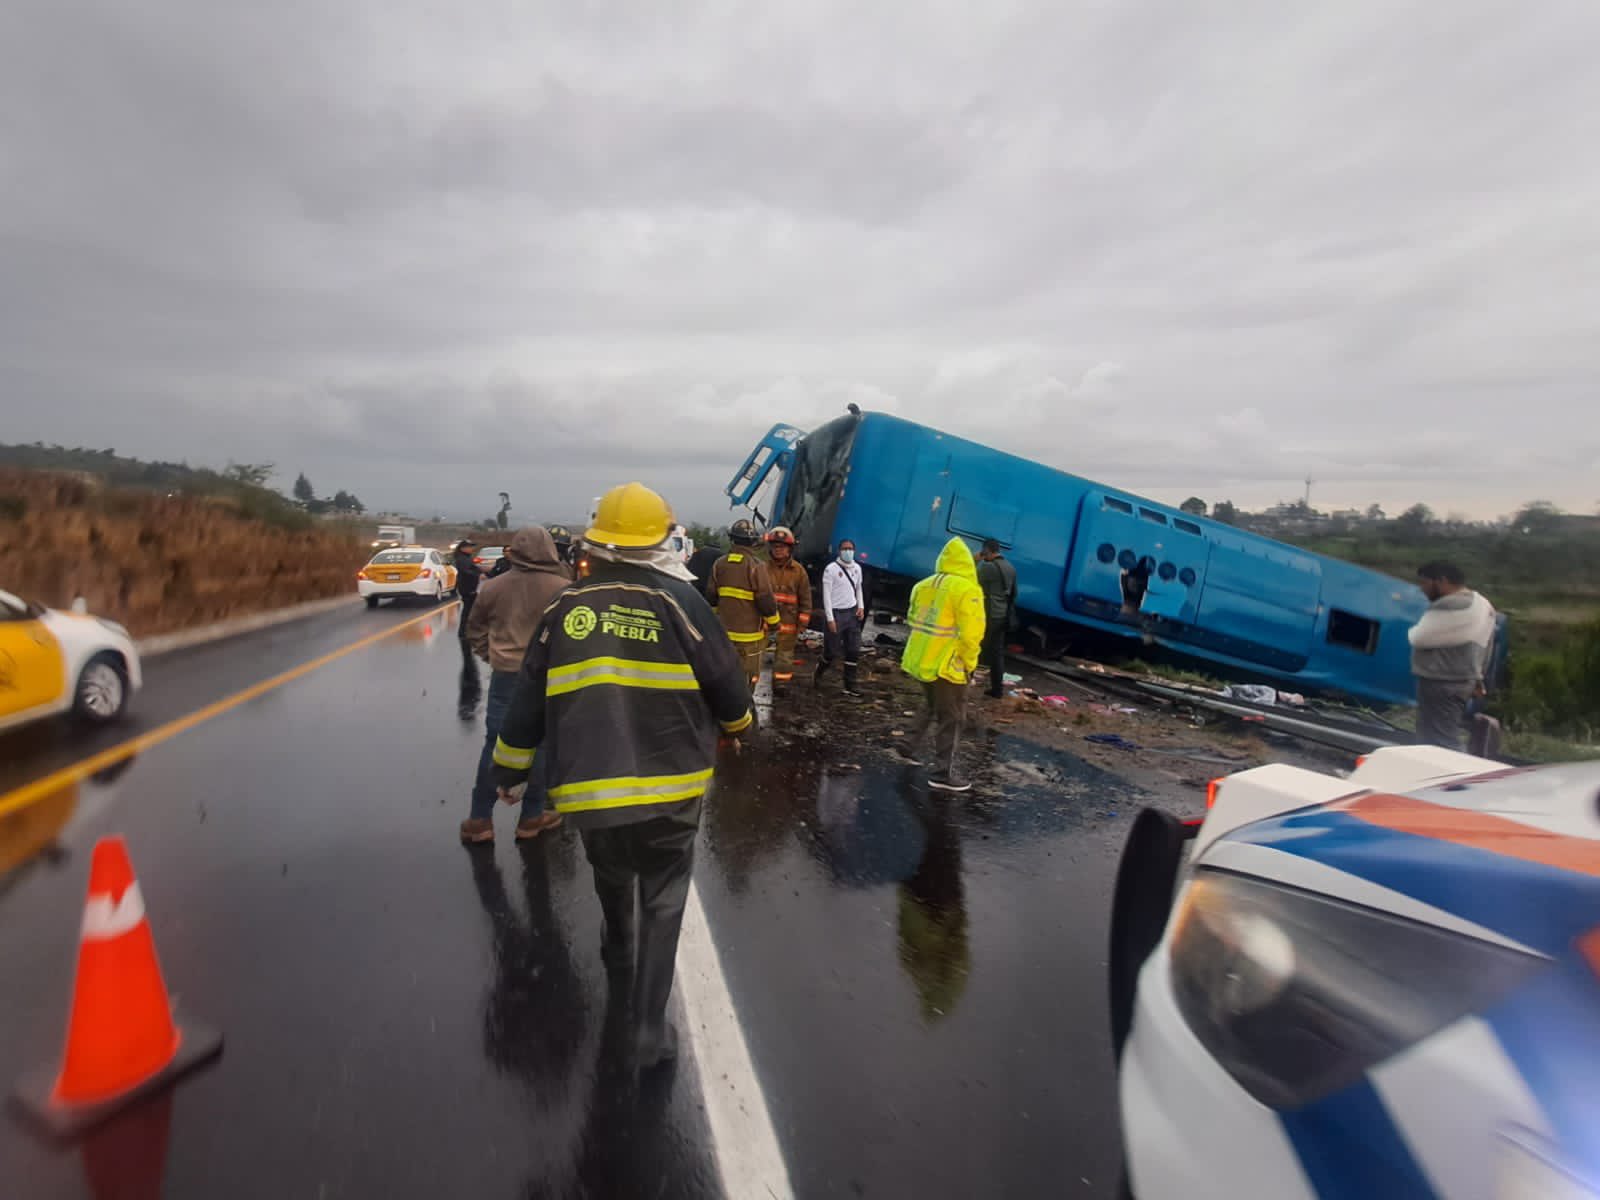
[0,469,368,636]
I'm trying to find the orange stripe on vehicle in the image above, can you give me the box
[1579,927,1600,982]
[1335,793,1600,878]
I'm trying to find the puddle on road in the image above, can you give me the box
[0,757,140,890]
[703,703,1156,1028]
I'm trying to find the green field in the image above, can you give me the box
[1282,522,1600,750]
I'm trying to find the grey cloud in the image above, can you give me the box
[3,0,1598,525]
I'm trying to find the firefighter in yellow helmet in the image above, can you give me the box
[763,526,812,689]
[898,537,986,792]
[707,518,779,688]
[492,481,754,1068]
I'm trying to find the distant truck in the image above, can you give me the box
[373,524,415,548]
[725,411,1473,708]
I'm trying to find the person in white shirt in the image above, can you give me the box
[813,539,866,696]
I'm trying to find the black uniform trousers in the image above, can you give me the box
[817,607,862,690]
[981,620,1007,697]
[579,801,702,1063]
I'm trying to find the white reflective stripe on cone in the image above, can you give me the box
[81,883,146,941]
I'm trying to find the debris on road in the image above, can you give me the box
[1085,733,1140,751]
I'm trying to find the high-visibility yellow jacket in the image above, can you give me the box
[900,538,986,685]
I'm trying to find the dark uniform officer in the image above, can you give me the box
[453,538,483,634]
[492,482,753,1068]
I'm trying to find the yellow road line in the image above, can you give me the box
[0,602,459,820]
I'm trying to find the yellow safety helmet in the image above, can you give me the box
[585,482,674,549]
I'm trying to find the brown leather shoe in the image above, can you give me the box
[459,817,495,844]
[515,811,564,840]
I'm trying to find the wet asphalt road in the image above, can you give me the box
[1,602,1190,1199]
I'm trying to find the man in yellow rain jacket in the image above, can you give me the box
[899,537,986,792]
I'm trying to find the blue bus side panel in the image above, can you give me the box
[845,419,1082,621]
[832,415,923,565]
[790,413,1425,705]
[1194,529,1320,665]
[1313,561,1420,700]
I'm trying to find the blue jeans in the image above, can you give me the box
[471,670,548,821]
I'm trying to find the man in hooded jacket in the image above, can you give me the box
[899,538,986,792]
[461,526,573,843]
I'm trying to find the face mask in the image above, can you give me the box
[838,549,855,564]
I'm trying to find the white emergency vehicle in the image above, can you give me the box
[1111,746,1600,1200]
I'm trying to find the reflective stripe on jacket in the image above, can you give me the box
[491,560,753,828]
[708,552,779,643]
[900,538,987,685]
[766,558,813,633]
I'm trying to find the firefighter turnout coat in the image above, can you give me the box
[766,558,813,636]
[491,559,754,829]
[708,551,780,647]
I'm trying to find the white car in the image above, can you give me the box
[1111,746,1600,1200]
[0,588,142,733]
[357,546,458,608]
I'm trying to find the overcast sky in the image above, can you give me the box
[3,1,1596,527]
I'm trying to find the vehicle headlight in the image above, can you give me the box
[1170,868,1545,1110]
[96,618,130,639]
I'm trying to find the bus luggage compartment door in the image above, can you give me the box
[1061,494,1205,628]
[1189,530,1320,671]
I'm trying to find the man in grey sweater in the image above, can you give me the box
[1408,561,1496,749]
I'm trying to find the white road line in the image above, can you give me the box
[677,879,795,1200]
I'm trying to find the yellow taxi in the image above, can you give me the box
[0,588,142,733]
[357,546,459,608]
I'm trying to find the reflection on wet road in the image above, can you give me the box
[1,603,1185,1198]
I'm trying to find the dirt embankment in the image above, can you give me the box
[0,469,369,636]
[768,629,1319,798]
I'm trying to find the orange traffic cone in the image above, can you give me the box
[13,836,223,1137]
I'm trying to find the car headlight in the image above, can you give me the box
[1170,868,1545,1110]
[96,618,130,639]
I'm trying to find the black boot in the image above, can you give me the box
[843,660,862,696]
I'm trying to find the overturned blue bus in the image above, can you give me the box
[725,410,1432,707]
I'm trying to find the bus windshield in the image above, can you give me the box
[779,414,860,560]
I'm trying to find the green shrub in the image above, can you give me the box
[1497,616,1600,740]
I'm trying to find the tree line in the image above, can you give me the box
[0,443,372,532]
[292,473,365,516]
[1178,495,1588,537]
